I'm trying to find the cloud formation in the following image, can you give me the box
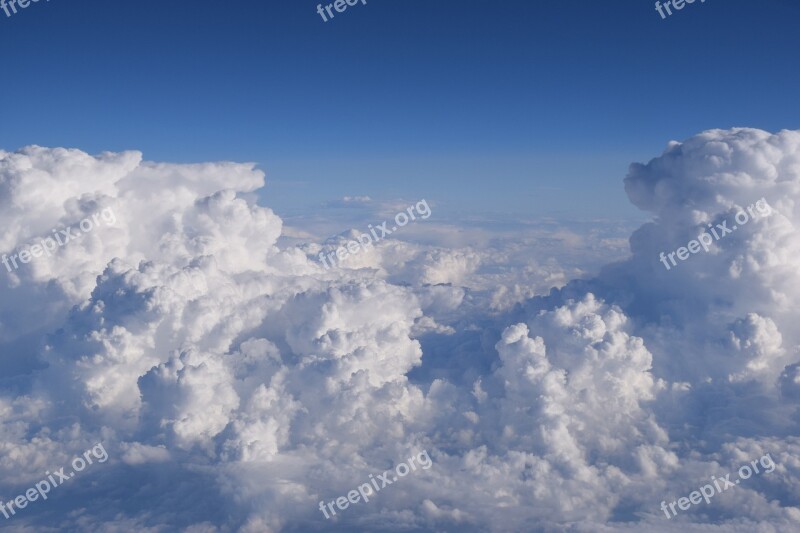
[1,130,800,531]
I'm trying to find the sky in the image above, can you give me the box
[2,2,800,532]
[2,0,799,217]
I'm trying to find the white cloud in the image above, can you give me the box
[1,131,800,531]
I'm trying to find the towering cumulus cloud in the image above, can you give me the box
[1,131,799,531]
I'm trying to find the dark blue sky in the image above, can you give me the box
[1,0,798,217]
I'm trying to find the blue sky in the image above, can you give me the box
[1,0,799,217]
[4,3,800,531]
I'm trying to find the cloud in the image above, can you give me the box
[1,131,799,531]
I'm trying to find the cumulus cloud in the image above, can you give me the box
[1,130,800,531]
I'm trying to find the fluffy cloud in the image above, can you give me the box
[1,130,800,531]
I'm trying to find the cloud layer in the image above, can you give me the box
[1,130,799,531]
